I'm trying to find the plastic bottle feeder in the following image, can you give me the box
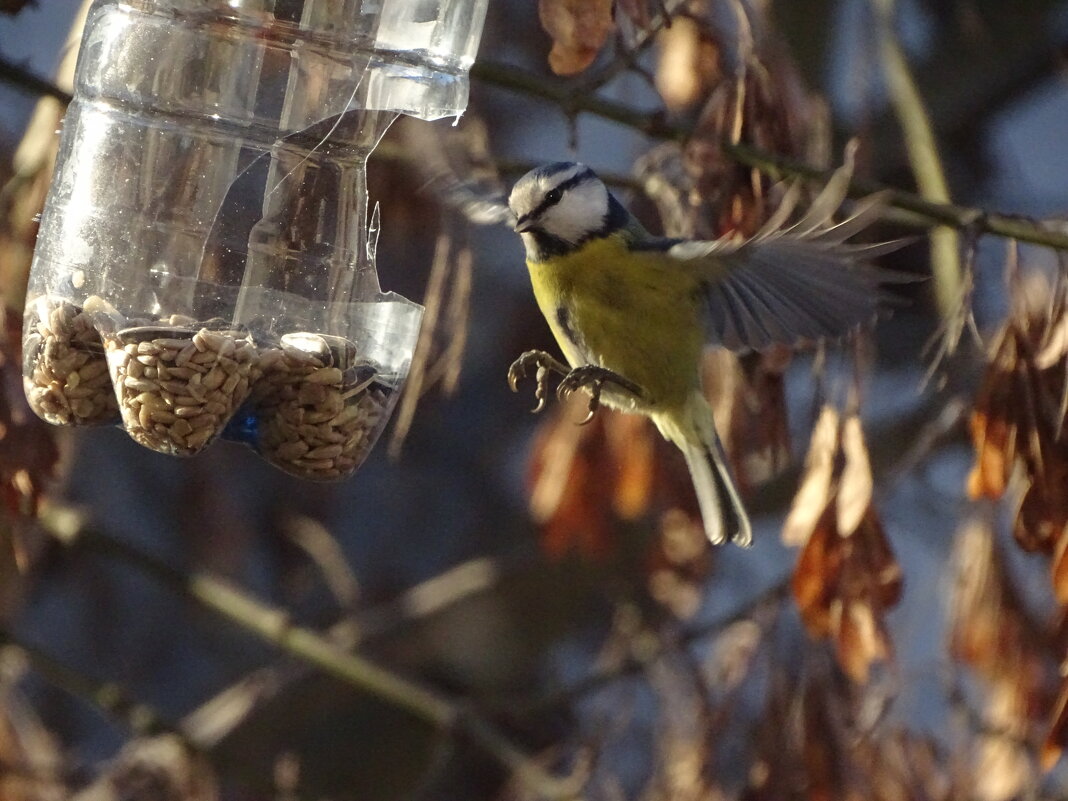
[23,0,487,479]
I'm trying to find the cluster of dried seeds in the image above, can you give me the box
[22,297,118,426]
[22,298,397,478]
[253,335,391,479]
[105,326,259,455]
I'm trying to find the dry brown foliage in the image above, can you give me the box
[538,0,615,75]
[785,407,902,684]
[7,1,1068,799]
[948,519,1054,798]
[968,275,1068,567]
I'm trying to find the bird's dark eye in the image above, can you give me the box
[545,188,563,205]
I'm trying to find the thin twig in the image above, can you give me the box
[521,577,791,715]
[872,0,961,318]
[0,627,174,739]
[0,55,72,103]
[388,227,453,458]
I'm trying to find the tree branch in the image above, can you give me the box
[0,54,71,103]
[873,0,961,318]
[37,506,585,801]
[471,59,1068,253]
[0,626,173,738]
[5,49,1065,253]
[520,577,791,716]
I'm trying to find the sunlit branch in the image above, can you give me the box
[471,59,1068,254]
[872,0,961,319]
[37,506,585,801]
[8,48,1063,253]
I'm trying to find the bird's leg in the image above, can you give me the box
[507,350,570,413]
[557,365,644,425]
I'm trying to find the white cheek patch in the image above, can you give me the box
[540,181,609,245]
[508,183,541,221]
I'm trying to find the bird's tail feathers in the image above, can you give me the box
[656,395,752,548]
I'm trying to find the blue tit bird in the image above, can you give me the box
[506,160,908,548]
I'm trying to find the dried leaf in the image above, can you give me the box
[0,659,64,801]
[949,518,1052,793]
[973,683,1033,801]
[837,413,873,536]
[966,410,1012,500]
[606,413,655,519]
[526,377,714,571]
[538,0,614,75]
[706,619,764,692]
[648,509,711,619]
[856,508,904,609]
[801,680,845,801]
[655,17,721,110]
[1036,309,1068,370]
[968,280,1068,567]
[730,347,792,489]
[832,598,890,684]
[791,502,839,637]
[948,520,1015,673]
[527,400,615,560]
[1053,522,1068,605]
[793,502,900,682]
[1043,675,1068,772]
[782,405,839,546]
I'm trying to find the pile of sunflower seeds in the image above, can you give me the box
[22,296,118,426]
[105,326,259,455]
[252,333,391,479]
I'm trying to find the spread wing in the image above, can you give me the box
[665,162,917,351]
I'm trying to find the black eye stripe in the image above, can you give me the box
[526,168,594,221]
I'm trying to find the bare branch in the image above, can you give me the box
[872,0,962,318]
[471,59,1068,253]
[36,506,587,801]
[0,54,71,103]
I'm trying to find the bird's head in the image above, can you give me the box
[508,162,625,261]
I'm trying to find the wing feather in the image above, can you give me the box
[729,269,793,342]
[664,177,915,351]
[809,192,891,244]
[781,161,852,237]
[720,275,775,346]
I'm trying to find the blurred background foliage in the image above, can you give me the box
[3,0,1068,799]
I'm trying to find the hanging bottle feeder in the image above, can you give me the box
[22,0,488,479]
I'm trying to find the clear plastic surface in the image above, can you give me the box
[23,0,486,478]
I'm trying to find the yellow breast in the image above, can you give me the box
[526,234,704,412]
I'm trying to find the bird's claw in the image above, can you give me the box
[556,365,643,425]
[507,350,569,414]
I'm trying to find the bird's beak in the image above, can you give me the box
[513,215,534,234]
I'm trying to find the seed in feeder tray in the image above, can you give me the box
[106,325,259,456]
[251,333,393,480]
[22,296,118,426]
